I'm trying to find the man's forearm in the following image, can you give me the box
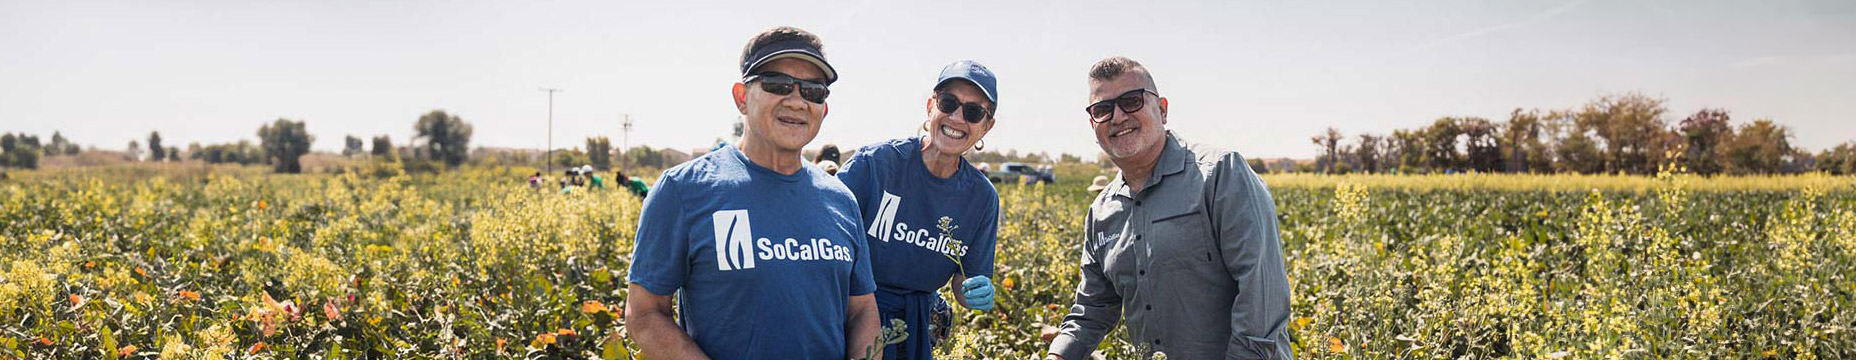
[625,284,710,360]
[846,295,881,359]
[627,310,709,360]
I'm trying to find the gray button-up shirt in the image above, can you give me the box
[1049,133,1294,360]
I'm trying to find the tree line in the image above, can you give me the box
[1304,92,1856,175]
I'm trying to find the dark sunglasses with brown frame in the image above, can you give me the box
[1085,88,1159,123]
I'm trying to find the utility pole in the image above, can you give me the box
[540,87,563,173]
[620,114,633,172]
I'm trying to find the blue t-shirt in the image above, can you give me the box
[837,137,999,293]
[627,144,876,359]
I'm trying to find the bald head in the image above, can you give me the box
[1088,56,1157,93]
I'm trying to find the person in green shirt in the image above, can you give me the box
[615,169,650,198]
[586,165,608,189]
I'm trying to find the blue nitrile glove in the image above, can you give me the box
[962,275,995,311]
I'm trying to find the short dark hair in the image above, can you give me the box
[815,144,840,163]
[1088,56,1156,92]
[741,26,825,70]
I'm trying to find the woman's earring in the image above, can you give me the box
[974,139,986,152]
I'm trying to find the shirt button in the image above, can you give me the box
[1135,200,1142,206]
[1138,269,1145,276]
[1153,339,1161,346]
[1145,304,1152,310]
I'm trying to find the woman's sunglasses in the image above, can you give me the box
[936,92,991,123]
[1085,88,1159,123]
[744,72,830,104]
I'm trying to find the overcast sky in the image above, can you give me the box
[4,0,1853,159]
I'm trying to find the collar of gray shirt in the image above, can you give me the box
[1107,132,1192,200]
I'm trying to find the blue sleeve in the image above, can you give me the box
[626,174,689,296]
[963,195,999,278]
[849,205,877,296]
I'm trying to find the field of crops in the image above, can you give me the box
[1,165,1852,359]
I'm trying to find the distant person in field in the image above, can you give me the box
[1046,57,1294,360]
[614,169,650,198]
[816,143,843,175]
[585,165,607,189]
[835,60,1002,359]
[560,169,577,194]
[625,26,881,359]
[529,172,543,190]
[1086,175,1109,195]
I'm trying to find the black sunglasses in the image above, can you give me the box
[744,72,830,104]
[936,92,991,123]
[1084,89,1159,123]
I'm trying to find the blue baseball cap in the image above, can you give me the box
[934,60,998,106]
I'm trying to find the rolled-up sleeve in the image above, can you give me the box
[1049,208,1121,360]
[1210,152,1295,360]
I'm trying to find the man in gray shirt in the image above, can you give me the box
[1046,57,1295,360]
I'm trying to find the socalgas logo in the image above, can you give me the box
[712,210,854,271]
[865,191,970,258]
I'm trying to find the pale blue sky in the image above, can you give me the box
[4,0,1853,159]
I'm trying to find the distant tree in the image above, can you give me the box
[1575,93,1670,174]
[1817,142,1856,175]
[344,135,365,157]
[550,148,590,170]
[166,146,180,162]
[1556,130,1604,174]
[186,142,202,160]
[1462,117,1502,172]
[0,133,43,169]
[1355,133,1382,173]
[1423,118,1466,171]
[258,118,315,173]
[1310,127,1343,174]
[195,141,265,165]
[47,132,74,157]
[1389,129,1425,173]
[587,136,613,170]
[147,131,165,161]
[414,110,473,168]
[1503,109,1553,173]
[1246,158,1268,174]
[127,140,142,161]
[59,133,80,155]
[1677,109,1732,175]
[371,135,393,157]
[1719,119,1792,175]
[621,145,664,169]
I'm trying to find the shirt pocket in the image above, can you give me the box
[1149,207,1216,274]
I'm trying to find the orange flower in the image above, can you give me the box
[248,341,266,355]
[34,337,53,346]
[118,345,139,356]
[1002,277,1016,290]
[85,261,96,268]
[1046,304,1063,311]
[178,291,201,301]
[496,338,507,352]
[135,267,147,277]
[531,332,557,348]
[556,328,578,337]
[69,294,83,307]
[258,200,267,210]
[581,300,608,314]
[1328,337,1345,353]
